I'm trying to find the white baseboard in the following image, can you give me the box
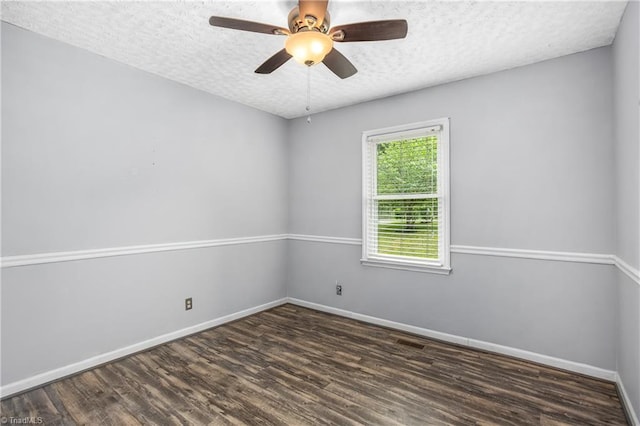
[617,373,640,426]
[286,297,617,382]
[0,298,288,399]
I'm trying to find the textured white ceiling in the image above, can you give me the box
[1,1,628,119]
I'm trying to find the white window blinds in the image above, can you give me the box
[362,119,450,273]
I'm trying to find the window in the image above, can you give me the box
[362,118,450,274]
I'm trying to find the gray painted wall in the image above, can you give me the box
[288,47,615,254]
[287,47,618,370]
[1,24,288,255]
[613,1,640,419]
[1,242,287,384]
[614,1,640,270]
[618,270,640,420]
[1,23,288,385]
[288,243,617,368]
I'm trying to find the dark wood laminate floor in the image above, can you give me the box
[1,304,629,425]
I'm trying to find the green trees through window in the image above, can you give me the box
[375,136,439,259]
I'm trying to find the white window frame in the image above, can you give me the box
[361,118,451,274]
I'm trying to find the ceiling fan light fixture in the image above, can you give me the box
[209,1,408,78]
[285,31,333,65]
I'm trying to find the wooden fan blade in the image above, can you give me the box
[209,16,288,35]
[255,49,293,74]
[298,0,329,27]
[330,20,408,42]
[322,48,357,79]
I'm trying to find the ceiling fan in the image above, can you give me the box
[209,0,408,79]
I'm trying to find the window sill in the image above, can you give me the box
[360,258,451,275]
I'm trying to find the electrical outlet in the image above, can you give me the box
[185,297,193,310]
[336,282,342,296]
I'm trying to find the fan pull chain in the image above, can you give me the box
[306,65,312,124]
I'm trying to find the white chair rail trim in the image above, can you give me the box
[1,234,288,268]
[2,233,639,286]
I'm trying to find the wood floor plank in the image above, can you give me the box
[92,364,185,425]
[0,304,629,425]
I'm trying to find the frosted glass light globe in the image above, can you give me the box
[285,31,333,65]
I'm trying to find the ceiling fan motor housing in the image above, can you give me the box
[288,6,330,34]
